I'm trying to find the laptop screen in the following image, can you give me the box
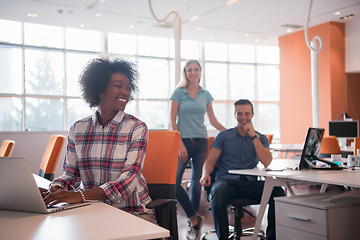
[299,127,325,169]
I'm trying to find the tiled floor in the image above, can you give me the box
[176,169,344,240]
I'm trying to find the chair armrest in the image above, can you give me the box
[146,198,177,209]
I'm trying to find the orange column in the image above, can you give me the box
[279,22,346,143]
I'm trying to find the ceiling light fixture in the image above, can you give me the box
[334,11,341,16]
[244,33,249,37]
[340,14,354,20]
[27,13,38,18]
[80,24,85,28]
[96,13,102,17]
[189,15,200,22]
[195,27,203,31]
[208,36,214,40]
[286,28,293,33]
[129,25,135,29]
[226,0,239,6]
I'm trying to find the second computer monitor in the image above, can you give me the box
[329,120,359,138]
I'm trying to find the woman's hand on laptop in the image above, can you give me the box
[43,190,82,207]
[39,185,62,199]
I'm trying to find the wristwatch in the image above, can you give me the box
[251,134,258,140]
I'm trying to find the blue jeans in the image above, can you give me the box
[211,178,285,240]
[175,138,208,219]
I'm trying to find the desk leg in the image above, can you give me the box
[251,177,285,240]
[320,183,328,193]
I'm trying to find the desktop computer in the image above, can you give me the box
[329,120,359,147]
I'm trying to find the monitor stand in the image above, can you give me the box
[338,138,346,148]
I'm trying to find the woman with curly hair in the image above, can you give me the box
[40,57,155,223]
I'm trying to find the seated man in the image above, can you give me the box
[200,99,285,240]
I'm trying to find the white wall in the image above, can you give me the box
[346,18,360,73]
[0,131,68,178]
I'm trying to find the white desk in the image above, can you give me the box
[269,144,355,158]
[229,159,360,240]
[269,144,303,158]
[0,175,169,240]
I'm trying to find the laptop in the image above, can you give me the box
[0,157,91,213]
[298,127,344,170]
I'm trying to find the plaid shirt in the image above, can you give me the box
[53,110,152,215]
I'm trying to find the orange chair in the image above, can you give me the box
[39,135,66,181]
[142,130,180,240]
[264,134,273,144]
[319,136,341,157]
[0,140,15,157]
[354,137,360,155]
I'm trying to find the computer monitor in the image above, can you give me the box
[329,120,359,138]
[299,127,342,170]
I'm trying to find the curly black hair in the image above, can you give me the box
[79,58,139,108]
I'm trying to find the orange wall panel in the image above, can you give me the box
[279,22,345,143]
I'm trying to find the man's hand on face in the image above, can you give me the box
[242,121,256,137]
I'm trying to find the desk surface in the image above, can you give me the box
[0,175,169,240]
[270,144,303,152]
[229,158,360,240]
[229,159,360,188]
[270,143,355,154]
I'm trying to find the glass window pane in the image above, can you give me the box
[25,48,64,95]
[181,40,199,60]
[0,45,23,94]
[257,65,279,101]
[0,97,22,131]
[124,100,137,118]
[138,58,169,99]
[138,36,169,57]
[229,44,255,63]
[65,28,101,52]
[25,98,64,131]
[229,64,255,101]
[67,99,95,128]
[24,23,64,48]
[258,103,280,139]
[169,60,178,94]
[204,62,227,100]
[204,42,227,61]
[169,39,199,59]
[108,33,136,55]
[0,19,21,44]
[207,102,228,130]
[66,52,97,97]
[257,46,279,64]
[138,100,169,129]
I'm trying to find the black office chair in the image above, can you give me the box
[202,166,265,239]
[201,196,266,240]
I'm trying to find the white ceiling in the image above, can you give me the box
[0,0,359,45]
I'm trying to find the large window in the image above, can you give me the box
[0,19,280,140]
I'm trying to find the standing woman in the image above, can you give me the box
[170,59,225,239]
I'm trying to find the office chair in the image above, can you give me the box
[319,136,341,158]
[202,138,266,240]
[39,134,66,181]
[354,137,360,155]
[264,134,273,144]
[201,196,266,240]
[142,130,180,240]
[0,139,15,157]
